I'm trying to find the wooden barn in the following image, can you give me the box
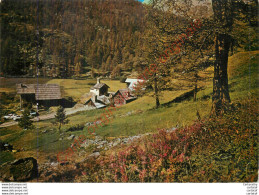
[16,83,62,108]
[112,89,136,106]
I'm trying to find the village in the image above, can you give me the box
[1,78,144,126]
[0,0,257,188]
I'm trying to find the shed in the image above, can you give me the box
[112,89,136,106]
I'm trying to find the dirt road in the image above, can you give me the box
[0,105,93,128]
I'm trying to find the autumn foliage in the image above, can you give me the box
[46,97,258,182]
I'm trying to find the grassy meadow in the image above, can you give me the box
[0,50,258,166]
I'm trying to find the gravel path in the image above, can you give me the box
[0,105,93,128]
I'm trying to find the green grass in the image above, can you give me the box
[47,79,126,101]
[0,152,15,165]
[0,77,126,101]
[0,50,258,164]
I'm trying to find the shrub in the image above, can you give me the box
[18,108,34,130]
[66,124,84,132]
[47,98,258,182]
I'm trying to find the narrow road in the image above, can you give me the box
[0,121,18,128]
[0,105,93,128]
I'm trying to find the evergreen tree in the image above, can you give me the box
[54,106,69,132]
[18,108,34,130]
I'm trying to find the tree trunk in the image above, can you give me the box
[58,123,61,133]
[193,83,197,102]
[154,77,160,108]
[193,73,198,102]
[211,33,231,115]
[211,0,233,115]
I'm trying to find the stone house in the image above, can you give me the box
[90,78,110,96]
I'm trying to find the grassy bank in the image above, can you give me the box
[0,50,258,166]
[65,96,256,182]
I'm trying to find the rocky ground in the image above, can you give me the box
[0,126,177,182]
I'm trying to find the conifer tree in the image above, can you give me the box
[18,108,34,130]
[54,106,69,133]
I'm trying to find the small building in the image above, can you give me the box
[84,95,108,109]
[112,89,136,106]
[125,78,145,91]
[16,83,62,108]
[90,78,109,96]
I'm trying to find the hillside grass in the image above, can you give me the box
[47,79,126,101]
[42,50,258,182]
[67,97,257,183]
[0,50,258,165]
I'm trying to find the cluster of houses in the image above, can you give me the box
[84,78,138,109]
[16,78,143,109]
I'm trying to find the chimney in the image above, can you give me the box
[97,78,101,84]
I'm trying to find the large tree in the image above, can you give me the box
[211,0,258,115]
[211,0,234,115]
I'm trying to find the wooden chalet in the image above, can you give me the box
[16,83,62,108]
[112,89,136,106]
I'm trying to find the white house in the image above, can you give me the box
[125,78,145,91]
[90,78,110,96]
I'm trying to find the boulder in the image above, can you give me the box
[80,152,100,163]
[0,157,38,181]
[88,152,100,158]
[67,135,75,140]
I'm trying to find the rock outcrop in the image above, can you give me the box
[0,157,38,181]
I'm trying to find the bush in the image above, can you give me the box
[47,98,258,182]
[18,108,34,130]
[66,124,84,132]
[81,98,258,182]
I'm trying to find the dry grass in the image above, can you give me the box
[47,79,126,101]
[0,50,258,165]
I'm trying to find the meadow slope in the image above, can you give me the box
[0,51,258,181]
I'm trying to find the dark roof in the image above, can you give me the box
[96,95,110,105]
[84,98,106,109]
[35,84,61,100]
[84,95,110,107]
[16,84,62,100]
[90,83,110,90]
[114,89,136,101]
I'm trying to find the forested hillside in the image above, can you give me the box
[1,0,145,78]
